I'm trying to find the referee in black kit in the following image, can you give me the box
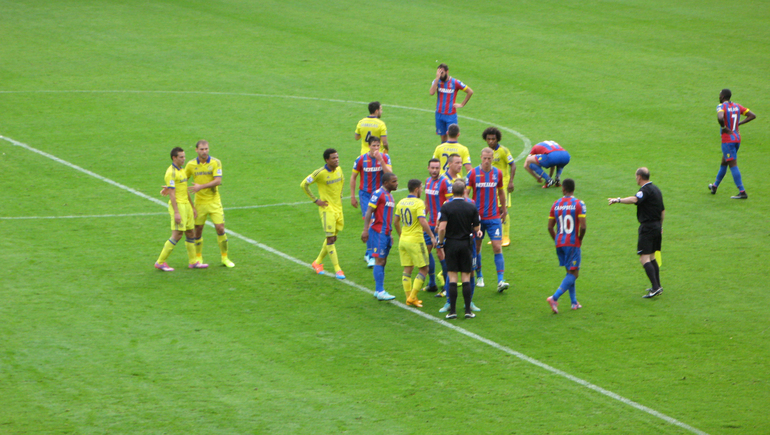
[608,167,665,298]
[436,180,482,319]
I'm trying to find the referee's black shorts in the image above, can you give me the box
[637,222,662,255]
[444,239,474,273]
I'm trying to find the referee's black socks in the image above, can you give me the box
[462,282,472,312]
[650,259,661,289]
[448,283,458,313]
[643,261,660,290]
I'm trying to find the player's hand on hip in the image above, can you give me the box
[315,199,328,207]
[453,103,463,109]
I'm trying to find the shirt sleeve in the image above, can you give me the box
[352,156,362,173]
[214,159,222,177]
[635,187,646,204]
[165,168,175,189]
[579,200,587,217]
[369,191,380,209]
[416,201,426,219]
[300,171,318,201]
[462,148,471,165]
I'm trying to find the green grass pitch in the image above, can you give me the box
[1,0,769,434]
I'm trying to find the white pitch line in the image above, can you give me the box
[0,189,410,220]
[0,212,167,220]
[0,133,709,435]
[0,90,532,160]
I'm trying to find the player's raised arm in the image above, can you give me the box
[429,68,442,95]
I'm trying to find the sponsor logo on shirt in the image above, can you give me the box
[476,182,498,188]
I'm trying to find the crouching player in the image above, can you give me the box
[525,140,570,188]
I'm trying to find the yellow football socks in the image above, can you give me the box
[402,273,412,299]
[503,218,510,241]
[195,237,203,258]
[157,238,177,264]
[217,233,228,257]
[314,241,328,265]
[326,243,341,272]
[410,274,425,300]
[185,238,197,264]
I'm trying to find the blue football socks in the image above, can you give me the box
[730,165,744,191]
[530,163,548,181]
[373,264,385,293]
[554,273,576,301]
[494,253,505,283]
[428,253,436,287]
[715,165,727,186]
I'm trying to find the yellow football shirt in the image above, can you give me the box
[185,156,223,204]
[491,145,514,184]
[355,116,387,155]
[164,163,190,205]
[433,141,471,175]
[301,165,344,212]
[396,196,427,242]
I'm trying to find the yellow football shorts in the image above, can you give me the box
[169,202,195,231]
[194,201,225,226]
[398,238,429,268]
[320,207,344,236]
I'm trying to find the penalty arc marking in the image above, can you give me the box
[0,89,532,161]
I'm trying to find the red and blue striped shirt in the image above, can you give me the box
[353,153,392,193]
[467,166,503,220]
[369,187,395,236]
[717,102,750,144]
[549,195,586,248]
[530,140,564,155]
[433,77,468,116]
[424,175,453,226]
